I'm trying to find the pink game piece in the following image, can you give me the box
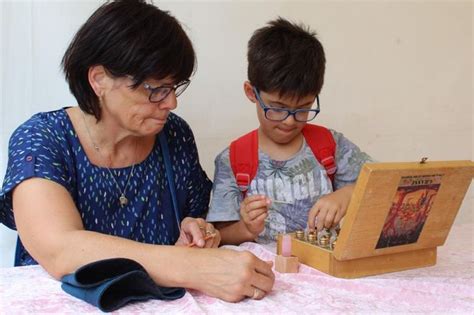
[281,234,292,257]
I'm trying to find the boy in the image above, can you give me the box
[206,18,372,244]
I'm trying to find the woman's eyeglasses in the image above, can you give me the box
[143,79,191,103]
[127,75,191,103]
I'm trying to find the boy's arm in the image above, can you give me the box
[215,194,271,245]
[308,184,354,231]
[214,220,256,245]
[308,130,373,230]
[206,148,245,240]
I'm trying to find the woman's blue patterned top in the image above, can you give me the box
[0,108,212,266]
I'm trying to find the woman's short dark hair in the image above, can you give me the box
[247,17,325,100]
[62,0,196,120]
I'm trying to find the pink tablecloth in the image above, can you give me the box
[1,223,472,314]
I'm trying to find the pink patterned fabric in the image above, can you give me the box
[1,223,472,314]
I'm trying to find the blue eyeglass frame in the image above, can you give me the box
[252,87,320,122]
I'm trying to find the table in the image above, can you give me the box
[1,223,472,314]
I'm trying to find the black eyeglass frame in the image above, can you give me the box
[142,79,191,103]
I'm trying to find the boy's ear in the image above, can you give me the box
[88,65,110,97]
[243,81,257,103]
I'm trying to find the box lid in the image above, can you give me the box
[333,160,474,261]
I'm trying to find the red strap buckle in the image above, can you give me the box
[236,173,251,192]
[320,156,337,175]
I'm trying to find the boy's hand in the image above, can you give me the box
[308,184,355,231]
[240,194,271,236]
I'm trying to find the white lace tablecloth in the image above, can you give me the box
[1,223,473,314]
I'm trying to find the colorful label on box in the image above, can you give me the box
[375,174,443,249]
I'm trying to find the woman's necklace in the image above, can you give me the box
[81,111,137,207]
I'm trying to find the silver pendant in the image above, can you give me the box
[119,194,128,206]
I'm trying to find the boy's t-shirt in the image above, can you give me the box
[206,129,373,243]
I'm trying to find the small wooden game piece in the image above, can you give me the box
[281,234,292,257]
[329,229,338,250]
[275,234,300,273]
[295,230,305,240]
[319,235,329,246]
[308,233,317,245]
[275,255,299,273]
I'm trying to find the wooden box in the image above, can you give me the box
[277,160,474,278]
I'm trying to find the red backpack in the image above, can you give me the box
[229,124,337,197]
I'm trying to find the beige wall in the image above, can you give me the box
[0,1,472,266]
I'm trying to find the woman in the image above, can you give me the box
[0,0,274,302]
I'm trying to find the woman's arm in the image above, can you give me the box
[13,178,274,302]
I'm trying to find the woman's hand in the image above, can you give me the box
[308,184,354,231]
[175,217,221,248]
[240,195,271,237]
[188,248,275,302]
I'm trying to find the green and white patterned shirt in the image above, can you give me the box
[206,129,373,243]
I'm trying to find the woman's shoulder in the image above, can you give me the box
[9,108,73,149]
[12,108,70,136]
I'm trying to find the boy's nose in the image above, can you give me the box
[282,113,298,125]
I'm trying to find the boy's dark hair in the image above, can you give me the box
[62,0,195,120]
[248,17,325,100]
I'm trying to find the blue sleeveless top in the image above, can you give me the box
[0,108,212,266]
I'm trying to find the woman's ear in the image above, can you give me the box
[243,81,257,103]
[88,65,109,97]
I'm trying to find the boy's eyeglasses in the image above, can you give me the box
[127,75,191,103]
[253,87,320,122]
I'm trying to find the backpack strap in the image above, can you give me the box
[14,236,23,266]
[229,129,259,198]
[302,124,337,185]
[159,131,181,237]
[229,125,337,197]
